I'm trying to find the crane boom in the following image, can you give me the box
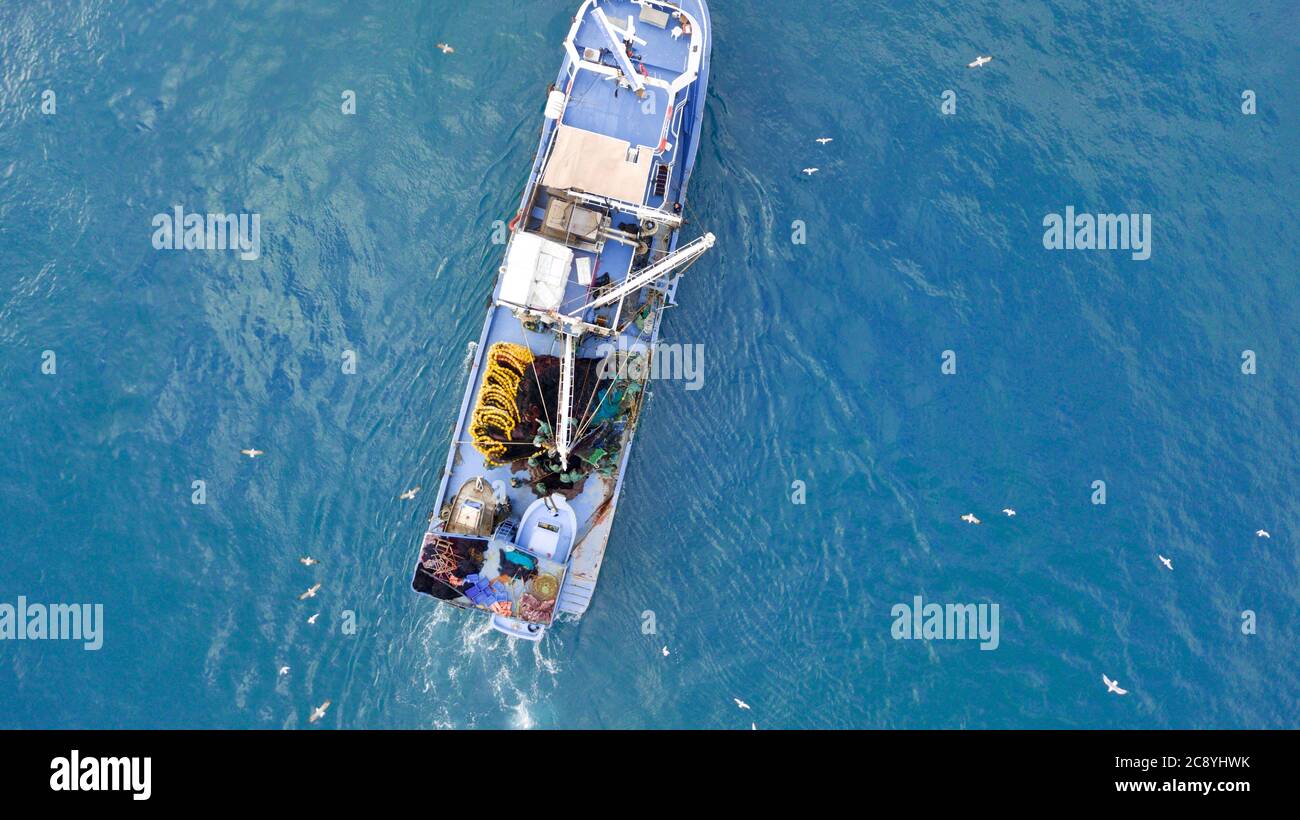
[575,232,715,315]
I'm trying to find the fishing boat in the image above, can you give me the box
[411,0,713,640]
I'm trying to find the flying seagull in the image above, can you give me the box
[801,168,819,176]
[968,55,993,68]
[1002,508,1016,517]
[436,43,455,54]
[961,513,981,525]
[307,613,320,625]
[299,556,319,566]
[278,666,290,676]
[815,137,833,144]
[400,487,420,501]
[1158,555,1173,571]
[240,448,264,458]
[299,583,321,600]
[309,700,332,723]
[1102,674,1128,695]
[1256,529,1270,539]
[661,646,670,657]
[734,698,750,710]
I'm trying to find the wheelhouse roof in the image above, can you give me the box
[541,123,654,204]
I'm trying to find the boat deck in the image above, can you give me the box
[440,305,652,539]
[563,70,671,149]
[570,2,694,77]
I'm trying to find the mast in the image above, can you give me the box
[591,8,646,97]
[556,330,577,470]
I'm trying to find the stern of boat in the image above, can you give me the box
[490,615,547,641]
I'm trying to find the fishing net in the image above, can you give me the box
[469,343,534,465]
[519,592,555,623]
[468,341,613,470]
[530,574,560,602]
[412,534,487,602]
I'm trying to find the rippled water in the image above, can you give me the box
[1,0,1296,729]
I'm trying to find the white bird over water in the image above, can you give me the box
[436,42,455,54]
[961,513,981,525]
[801,168,819,176]
[1256,529,1270,539]
[1002,508,1016,517]
[1158,555,1173,571]
[662,646,670,657]
[968,55,993,68]
[300,556,319,566]
[278,666,290,676]
[734,698,751,710]
[399,487,420,501]
[240,448,264,458]
[299,583,321,600]
[1102,674,1128,695]
[751,722,757,730]
[307,613,320,625]
[309,700,332,723]
[815,137,833,144]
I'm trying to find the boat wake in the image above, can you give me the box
[412,605,563,729]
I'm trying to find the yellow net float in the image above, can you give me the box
[469,343,535,466]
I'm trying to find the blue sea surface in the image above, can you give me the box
[1,0,1297,729]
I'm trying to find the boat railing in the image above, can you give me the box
[644,89,689,204]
